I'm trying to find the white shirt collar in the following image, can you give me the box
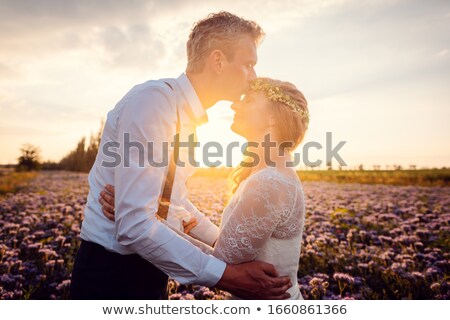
[175,73,208,126]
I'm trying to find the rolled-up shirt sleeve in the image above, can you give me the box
[184,199,220,247]
[114,86,226,286]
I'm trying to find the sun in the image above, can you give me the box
[195,101,247,168]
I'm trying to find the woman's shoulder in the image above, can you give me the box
[248,166,301,188]
[238,167,304,204]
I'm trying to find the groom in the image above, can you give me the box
[70,11,292,300]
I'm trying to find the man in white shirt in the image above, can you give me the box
[70,11,292,300]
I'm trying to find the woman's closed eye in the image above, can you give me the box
[243,97,254,105]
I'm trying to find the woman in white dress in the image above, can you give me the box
[208,77,309,299]
[100,77,309,299]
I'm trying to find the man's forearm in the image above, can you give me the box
[116,213,225,286]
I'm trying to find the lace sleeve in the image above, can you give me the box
[213,171,295,264]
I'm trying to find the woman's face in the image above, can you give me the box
[230,91,274,141]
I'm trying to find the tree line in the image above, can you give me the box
[14,120,446,173]
[17,121,103,173]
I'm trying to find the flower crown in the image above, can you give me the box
[250,78,309,123]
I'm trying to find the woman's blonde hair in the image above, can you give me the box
[229,78,309,195]
[186,11,265,74]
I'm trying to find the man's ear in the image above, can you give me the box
[209,49,225,73]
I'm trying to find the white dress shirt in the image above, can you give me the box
[80,73,224,287]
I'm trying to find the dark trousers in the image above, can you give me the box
[69,240,169,299]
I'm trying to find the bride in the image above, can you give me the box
[100,77,309,299]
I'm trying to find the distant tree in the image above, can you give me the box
[42,161,60,170]
[58,120,104,172]
[358,164,364,171]
[17,143,41,171]
[59,137,86,172]
[85,120,103,171]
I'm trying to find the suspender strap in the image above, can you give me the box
[156,81,180,220]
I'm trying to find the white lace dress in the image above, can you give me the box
[168,167,306,299]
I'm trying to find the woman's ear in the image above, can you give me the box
[268,114,277,128]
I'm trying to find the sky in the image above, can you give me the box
[0,0,449,169]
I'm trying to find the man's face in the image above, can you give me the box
[219,35,258,102]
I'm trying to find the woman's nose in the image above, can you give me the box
[231,101,240,111]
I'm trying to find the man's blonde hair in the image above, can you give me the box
[186,11,265,74]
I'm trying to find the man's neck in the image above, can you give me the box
[186,71,218,110]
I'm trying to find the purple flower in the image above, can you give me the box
[333,273,355,285]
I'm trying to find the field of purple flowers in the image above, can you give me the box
[0,171,448,299]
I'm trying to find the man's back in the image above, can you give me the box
[80,79,177,253]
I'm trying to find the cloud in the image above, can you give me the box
[0,62,20,79]
[437,49,449,57]
[98,24,167,70]
[1,0,449,165]
[0,0,157,31]
[255,0,450,100]
[0,0,201,71]
[0,0,371,72]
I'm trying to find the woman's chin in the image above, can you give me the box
[230,122,244,138]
